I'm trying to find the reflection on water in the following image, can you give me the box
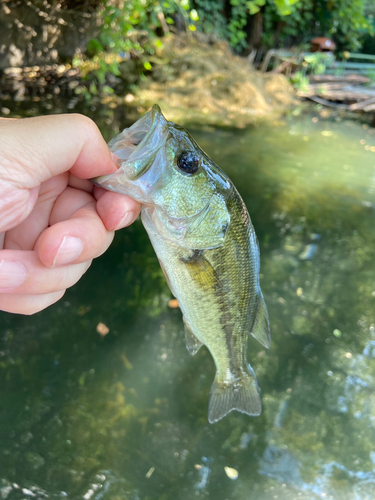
[1,106,375,500]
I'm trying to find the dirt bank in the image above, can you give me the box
[124,34,296,127]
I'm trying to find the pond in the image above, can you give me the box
[1,104,375,500]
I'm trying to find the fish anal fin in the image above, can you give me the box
[208,366,261,424]
[183,317,203,356]
[250,291,271,349]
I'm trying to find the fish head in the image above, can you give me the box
[93,104,231,249]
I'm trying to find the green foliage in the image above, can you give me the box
[290,70,308,89]
[327,0,374,52]
[228,0,253,50]
[78,0,374,97]
[263,0,313,48]
[248,0,266,16]
[89,0,191,58]
[263,0,374,51]
[193,0,302,52]
[81,0,192,98]
[365,69,375,84]
[192,0,229,39]
[304,52,335,74]
[273,0,299,16]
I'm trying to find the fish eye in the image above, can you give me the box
[177,152,200,174]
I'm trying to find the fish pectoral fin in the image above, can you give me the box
[250,290,271,349]
[181,250,220,292]
[183,317,203,356]
[208,366,261,424]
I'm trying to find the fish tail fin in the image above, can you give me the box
[208,366,261,424]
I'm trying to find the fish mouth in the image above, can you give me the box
[91,104,168,198]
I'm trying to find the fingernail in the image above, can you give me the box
[0,260,27,289]
[116,211,135,229]
[53,236,83,266]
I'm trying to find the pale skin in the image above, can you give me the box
[0,114,142,315]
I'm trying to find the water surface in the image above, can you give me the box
[1,106,375,500]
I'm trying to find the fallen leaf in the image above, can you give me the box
[146,467,155,478]
[168,299,179,308]
[224,466,238,480]
[78,306,91,316]
[97,322,109,337]
[120,353,133,370]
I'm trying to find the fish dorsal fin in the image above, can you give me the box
[250,291,271,349]
[183,316,203,356]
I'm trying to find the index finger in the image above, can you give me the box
[0,114,118,188]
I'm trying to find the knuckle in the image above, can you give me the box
[71,114,100,141]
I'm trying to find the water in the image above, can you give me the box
[1,106,375,500]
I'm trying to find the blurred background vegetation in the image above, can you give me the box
[1,0,374,99]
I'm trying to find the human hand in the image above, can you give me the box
[0,114,141,315]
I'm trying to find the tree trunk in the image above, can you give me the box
[248,11,263,50]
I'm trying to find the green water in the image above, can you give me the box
[1,107,375,500]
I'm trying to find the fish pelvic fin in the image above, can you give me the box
[208,366,261,424]
[250,290,271,349]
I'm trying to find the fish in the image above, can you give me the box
[92,104,270,423]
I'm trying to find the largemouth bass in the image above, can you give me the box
[93,105,270,423]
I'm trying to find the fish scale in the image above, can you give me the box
[92,105,271,423]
